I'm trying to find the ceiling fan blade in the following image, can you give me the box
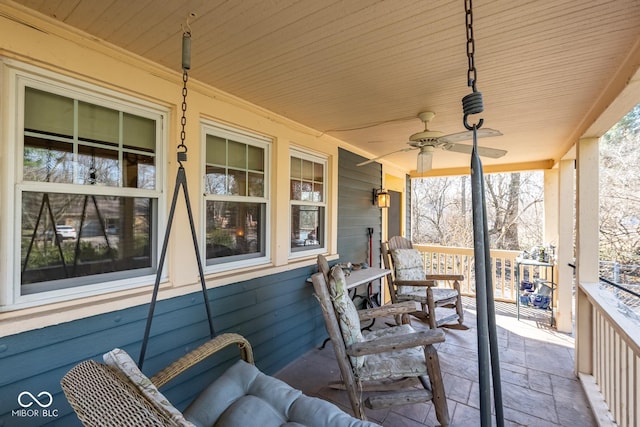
[356,147,417,166]
[442,142,507,158]
[437,128,502,144]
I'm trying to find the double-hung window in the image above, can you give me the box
[4,63,165,307]
[290,150,326,256]
[203,122,270,269]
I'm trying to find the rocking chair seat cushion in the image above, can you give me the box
[397,287,459,304]
[358,324,429,381]
[183,359,380,427]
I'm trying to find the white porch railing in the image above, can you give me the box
[578,282,639,427]
[412,244,522,302]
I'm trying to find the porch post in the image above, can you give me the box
[556,160,575,333]
[575,137,600,375]
[543,169,559,326]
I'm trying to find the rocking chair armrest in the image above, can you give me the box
[150,333,254,388]
[394,279,437,287]
[424,274,464,281]
[346,329,446,357]
[357,301,418,321]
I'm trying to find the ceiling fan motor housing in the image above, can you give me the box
[410,132,444,144]
[410,111,444,145]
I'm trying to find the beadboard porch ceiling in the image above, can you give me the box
[9,0,640,174]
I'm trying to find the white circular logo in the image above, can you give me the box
[18,391,53,408]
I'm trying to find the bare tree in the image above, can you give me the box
[484,172,543,250]
[600,103,640,264]
[412,171,543,250]
[412,177,455,245]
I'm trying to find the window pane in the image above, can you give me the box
[123,153,156,189]
[228,169,246,196]
[290,180,301,200]
[206,135,226,165]
[313,182,324,202]
[248,145,264,172]
[205,165,226,195]
[24,88,73,137]
[228,140,245,169]
[290,205,324,251]
[300,181,313,201]
[206,201,265,263]
[290,157,301,179]
[248,172,264,197]
[314,162,323,182]
[77,145,120,186]
[123,113,155,152]
[23,136,74,183]
[20,192,154,293]
[302,159,314,180]
[78,101,119,145]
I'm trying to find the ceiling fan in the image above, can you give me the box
[357,111,506,172]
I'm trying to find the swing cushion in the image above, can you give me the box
[102,347,379,427]
[103,348,195,426]
[183,359,378,427]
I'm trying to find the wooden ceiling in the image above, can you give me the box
[8,0,640,174]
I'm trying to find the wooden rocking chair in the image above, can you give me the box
[311,266,450,426]
[382,236,466,330]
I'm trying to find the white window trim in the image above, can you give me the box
[200,119,272,273]
[289,148,328,259]
[0,59,168,311]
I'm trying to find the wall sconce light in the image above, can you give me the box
[373,188,390,208]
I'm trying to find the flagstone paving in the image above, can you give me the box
[275,298,596,426]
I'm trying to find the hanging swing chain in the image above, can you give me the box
[462,0,484,131]
[465,0,477,92]
[177,67,189,168]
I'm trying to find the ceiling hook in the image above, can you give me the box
[182,11,197,36]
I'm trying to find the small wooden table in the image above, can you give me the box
[342,267,390,290]
[306,267,390,291]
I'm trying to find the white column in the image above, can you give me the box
[543,169,559,247]
[544,168,564,330]
[556,160,574,333]
[575,137,600,375]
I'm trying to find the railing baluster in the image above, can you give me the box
[583,283,638,427]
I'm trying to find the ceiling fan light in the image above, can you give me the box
[417,151,432,173]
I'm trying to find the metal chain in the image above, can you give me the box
[462,0,484,130]
[465,0,477,91]
[177,69,188,166]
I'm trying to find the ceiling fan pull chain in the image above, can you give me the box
[463,0,484,131]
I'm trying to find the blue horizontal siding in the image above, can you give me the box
[337,147,383,267]
[0,264,321,426]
